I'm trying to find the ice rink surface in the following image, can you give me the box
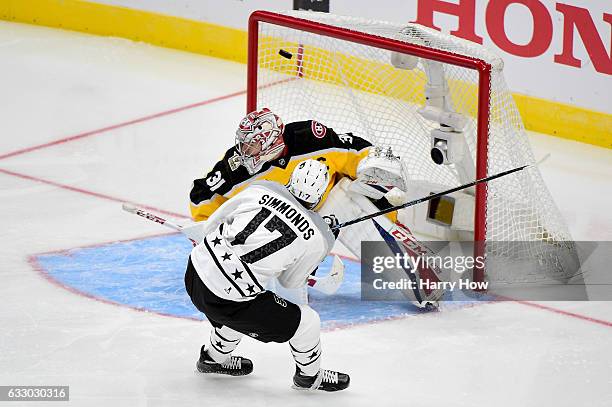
[1,21,611,406]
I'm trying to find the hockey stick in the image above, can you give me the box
[122,203,198,246]
[122,203,184,231]
[333,154,550,231]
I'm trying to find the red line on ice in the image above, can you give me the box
[0,168,189,219]
[0,90,246,161]
[34,231,180,257]
[510,299,612,328]
[28,254,201,322]
[0,77,295,161]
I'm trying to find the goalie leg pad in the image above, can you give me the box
[318,178,448,304]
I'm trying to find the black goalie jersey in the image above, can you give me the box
[190,120,372,221]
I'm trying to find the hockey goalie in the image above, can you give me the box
[188,107,449,307]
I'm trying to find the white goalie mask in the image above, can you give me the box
[287,159,331,209]
[235,108,286,175]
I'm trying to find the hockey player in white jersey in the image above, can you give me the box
[184,159,350,392]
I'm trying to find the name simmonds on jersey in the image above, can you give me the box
[190,180,336,302]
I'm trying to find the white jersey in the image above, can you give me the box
[190,180,335,302]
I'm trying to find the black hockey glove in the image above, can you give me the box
[322,214,340,240]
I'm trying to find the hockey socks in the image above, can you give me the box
[206,326,242,362]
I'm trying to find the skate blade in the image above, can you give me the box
[195,368,249,377]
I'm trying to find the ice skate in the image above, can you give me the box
[292,367,350,392]
[196,346,253,376]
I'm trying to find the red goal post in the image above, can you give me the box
[247,10,491,280]
[245,10,579,285]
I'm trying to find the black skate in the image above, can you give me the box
[196,346,253,376]
[293,367,350,392]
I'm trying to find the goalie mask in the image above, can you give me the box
[235,108,285,175]
[287,159,331,210]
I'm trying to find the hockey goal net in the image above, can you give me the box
[247,10,579,284]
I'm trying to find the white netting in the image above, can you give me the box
[252,11,579,283]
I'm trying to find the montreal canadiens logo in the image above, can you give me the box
[311,121,327,138]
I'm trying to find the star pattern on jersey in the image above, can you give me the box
[231,269,243,280]
[246,284,256,294]
[215,341,225,349]
[221,252,232,261]
[308,351,319,360]
[211,236,222,246]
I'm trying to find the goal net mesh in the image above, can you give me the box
[252,11,580,283]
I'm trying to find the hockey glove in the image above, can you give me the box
[322,214,340,240]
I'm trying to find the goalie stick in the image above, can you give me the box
[121,203,344,294]
[333,155,551,231]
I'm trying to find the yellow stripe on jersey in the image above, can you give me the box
[190,147,370,222]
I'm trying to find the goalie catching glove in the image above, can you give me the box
[350,146,409,204]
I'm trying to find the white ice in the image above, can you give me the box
[1,21,611,407]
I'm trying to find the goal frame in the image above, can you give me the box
[247,10,493,282]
